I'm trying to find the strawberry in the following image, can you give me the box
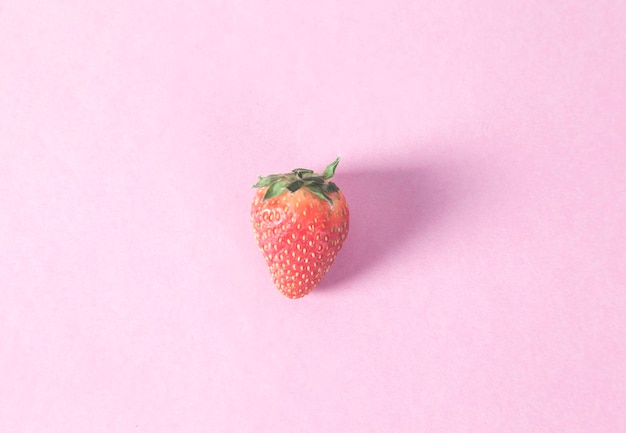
[251,157,349,299]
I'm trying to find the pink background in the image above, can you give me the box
[2,0,626,431]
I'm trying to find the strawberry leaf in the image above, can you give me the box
[253,174,280,188]
[326,182,339,192]
[292,168,314,174]
[302,175,325,184]
[306,183,333,205]
[263,179,290,200]
[322,157,340,180]
[287,180,304,192]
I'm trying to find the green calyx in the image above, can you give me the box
[252,157,342,204]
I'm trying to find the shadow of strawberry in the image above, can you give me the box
[320,157,467,290]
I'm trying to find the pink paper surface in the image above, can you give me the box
[2,1,625,431]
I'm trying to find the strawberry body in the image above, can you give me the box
[251,158,349,299]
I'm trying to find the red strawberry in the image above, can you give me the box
[251,157,349,299]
